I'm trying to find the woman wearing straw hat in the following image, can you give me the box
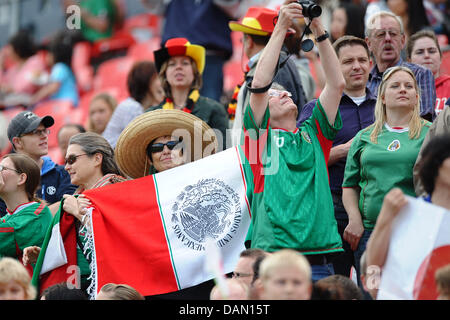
[115,109,218,179]
[148,38,229,150]
[114,108,218,299]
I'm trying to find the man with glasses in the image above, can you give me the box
[365,11,436,121]
[0,111,76,216]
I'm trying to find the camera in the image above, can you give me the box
[298,0,322,19]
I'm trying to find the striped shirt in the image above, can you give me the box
[367,59,437,120]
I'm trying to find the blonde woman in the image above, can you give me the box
[0,257,36,300]
[87,93,117,135]
[342,66,431,286]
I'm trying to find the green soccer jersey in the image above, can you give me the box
[0,202,52,260]
[343,123,431,230]
[239,100,344,255]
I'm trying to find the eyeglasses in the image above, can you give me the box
[149,140,182,154]
[20,128,50,137]
[232,272,253,279]
[64,154,89,165]
[0,164,20,173]
[268,89,292,97]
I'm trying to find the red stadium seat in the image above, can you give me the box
[123,13,161,35]
[33,99,75,149]
[127,37,161,61]
[93,56,135,92]
[91,30,136,58]
[223,60,244,92]
[72,42,94,94]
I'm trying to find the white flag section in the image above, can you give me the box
[153,147,251,290]
[378,196,450,300]
[40,222,67,275]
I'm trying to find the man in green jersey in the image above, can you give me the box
[240,1,346,281]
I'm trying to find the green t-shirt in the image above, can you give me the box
[343,123,431,230]
[0,202,52,259]
[80,0,115,42]
[239,100,343,255]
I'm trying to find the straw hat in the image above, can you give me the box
[115,109,218,179]
[154,37,206,74]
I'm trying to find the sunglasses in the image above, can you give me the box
[0,164,20,173]
[148,140,182,154]
[65,153,88,165]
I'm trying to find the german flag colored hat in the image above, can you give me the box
[229,7,278,36]
[154,38,205,74]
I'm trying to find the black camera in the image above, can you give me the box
[298,0,322,19]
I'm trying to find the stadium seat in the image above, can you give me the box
[223,60,244,92]
[91,30,136,59]
[123,12,162,39]
[33,99,75,149]
[72,42,94,94]
[127,37,161,61]
[93,56,135,92]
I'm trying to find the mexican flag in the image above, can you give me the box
[377,196,450,300]
[33,147,251,298]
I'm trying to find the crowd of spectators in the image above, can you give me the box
[0,0,449,302]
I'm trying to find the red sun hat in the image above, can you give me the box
[153,38,205,74]
[229,7,279,36]
[229,6,295,36]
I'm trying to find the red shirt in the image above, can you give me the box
[435,74,450,116]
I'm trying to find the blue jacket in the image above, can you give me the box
[0,157,76,217]
[40,156,77,204]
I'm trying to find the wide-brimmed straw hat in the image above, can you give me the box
[115,109,218,179]
[229,7,279,36]
[154,37,205,74]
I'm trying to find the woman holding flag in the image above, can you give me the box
[23,132,127,297]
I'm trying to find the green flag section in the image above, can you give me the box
[31,200,78,295]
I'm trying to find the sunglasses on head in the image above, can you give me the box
[148,140,182,154]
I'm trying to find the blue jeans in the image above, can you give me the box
[311,263,335,283]
[354,229,372,288]
[200,54,226,102]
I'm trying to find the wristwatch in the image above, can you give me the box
[316,31,329,43]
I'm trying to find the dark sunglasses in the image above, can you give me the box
[148,140,182,154]
[65,153,88,165]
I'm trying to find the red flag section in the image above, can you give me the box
[84,175,179,296]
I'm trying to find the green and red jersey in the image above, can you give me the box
[343,122,430,230]
[0,201,52,274]
[239,100,343,255]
